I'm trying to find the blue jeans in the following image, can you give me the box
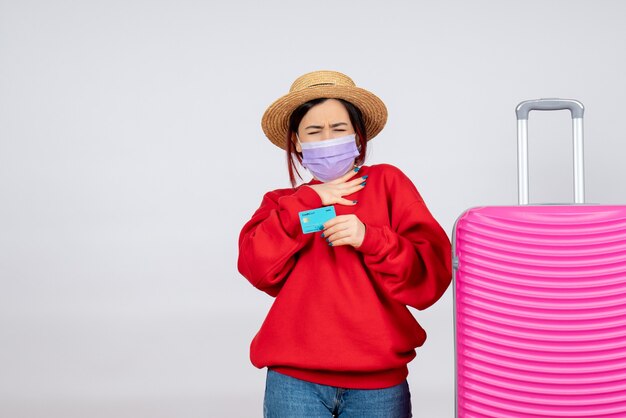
[263,369,412,418]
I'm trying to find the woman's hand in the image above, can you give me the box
[308,168,367,206]
[322,214,366,248]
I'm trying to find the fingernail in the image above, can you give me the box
[360,182,366,186]
[321,233,325,238]
[361,175,368,180]
[319,226,324,231]
[328,242,333,246]
[353,166,360,172]
[352,200,358,204]
[326,238,330,243]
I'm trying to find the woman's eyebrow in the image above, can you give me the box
[304,122,348,130]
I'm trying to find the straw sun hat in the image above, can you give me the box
[261,70,388,150]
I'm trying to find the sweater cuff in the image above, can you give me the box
[356,224,386,255]
[277,185,324,238]
[295,185,324,208]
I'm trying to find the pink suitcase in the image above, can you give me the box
[453,99,626,417]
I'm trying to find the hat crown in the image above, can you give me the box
[289,70,355,93]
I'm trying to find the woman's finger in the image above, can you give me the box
[322,215,349,232]
[333,176,366,196]
[330,167,361,185]
[326,231,346,246]
[346,175,368,187]
[327,229,356,247]
[337,180,366,194]
[342,166,362,182]
[324,223,350,240]
[342,183,365,196]
[334,197,358,206]
[327,237,352,247]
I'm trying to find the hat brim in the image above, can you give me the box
[261,85,388,150]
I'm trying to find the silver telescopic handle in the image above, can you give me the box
[515,98,585,205]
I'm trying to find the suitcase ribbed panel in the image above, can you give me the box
[454,206,626,417]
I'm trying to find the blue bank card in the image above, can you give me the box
[299,206,336,234]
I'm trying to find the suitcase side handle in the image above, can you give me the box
[515,98,585,205]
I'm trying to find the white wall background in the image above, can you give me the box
[1,0,625,417]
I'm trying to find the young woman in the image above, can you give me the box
[238,70,452,418]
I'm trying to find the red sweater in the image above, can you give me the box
[237,164,452,389]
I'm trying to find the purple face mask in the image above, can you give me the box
[299,134,360,182]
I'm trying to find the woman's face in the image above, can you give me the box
[295,99,355,152]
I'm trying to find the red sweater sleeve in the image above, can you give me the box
[356,197,452,311]
[238,185,323,297]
